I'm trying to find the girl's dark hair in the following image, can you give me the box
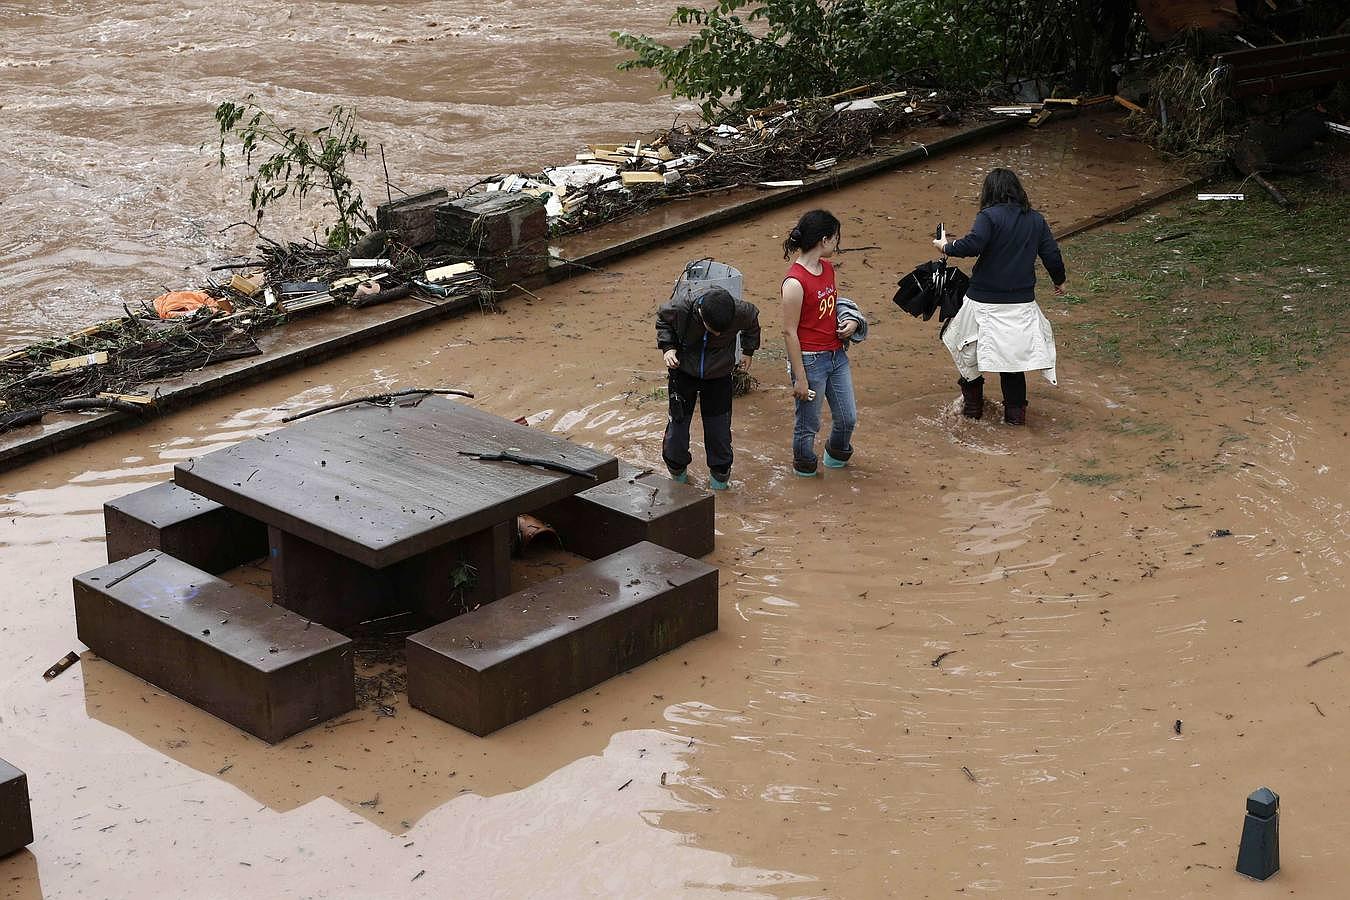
[782,209,841,259]
[978,168,1030,211]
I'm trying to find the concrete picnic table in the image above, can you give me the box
[174,396,617,630]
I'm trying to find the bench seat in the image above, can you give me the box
[537,463,715,560]
[406,541,717,735]
[0,758,32,857]
[73,550,355,743]
[105,481,267,574]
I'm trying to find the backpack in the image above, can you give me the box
[670,258,746,363]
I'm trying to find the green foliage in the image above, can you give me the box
[212,97,374,249]
[614,1,1141,119]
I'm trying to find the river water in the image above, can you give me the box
[0,0,687,347]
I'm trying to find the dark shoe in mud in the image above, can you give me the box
[958,376,984,419]
[792,458,819,478]
[1003,405,1026,426]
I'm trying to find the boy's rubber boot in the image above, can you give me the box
[668,466,689,483]
[1003,405,1027,426]
[823,447,850,469]
[958,376,985,419]
[709,471,730,491]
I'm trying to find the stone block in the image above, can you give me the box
[104,482,267,575]
[538,463,715,559]
[434,193,549,284]
[268,521,513,632]
[376,188,450,248]
[406,541,717,735]
[73,550,355,743]
[0,758,33,858]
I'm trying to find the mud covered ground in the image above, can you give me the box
[3,120,1348,898]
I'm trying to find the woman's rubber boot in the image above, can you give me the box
[709,470,730,491]
[958,376,984,420]
[792,458,819,478]
[1003,405,1026,426]
[823,446,851,469]
[667,466,689,484]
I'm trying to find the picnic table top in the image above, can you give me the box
[174,396,617,568]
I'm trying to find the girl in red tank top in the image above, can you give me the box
[780,210,859,476]
[784,258,842,352]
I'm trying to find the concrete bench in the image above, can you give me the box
[0,758,32,857]
[73,550,355,743]
[406,540,717,736]
[105,482,268,574]
[537,464,715,560]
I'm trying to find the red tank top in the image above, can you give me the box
[784,259,842,352]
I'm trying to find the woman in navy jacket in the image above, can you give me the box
[934,168,1067,425]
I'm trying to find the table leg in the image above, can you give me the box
[269,522,513,632]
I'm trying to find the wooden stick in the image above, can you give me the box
[281,388,475,422]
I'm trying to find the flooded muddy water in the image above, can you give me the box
[2,54,1345,900]
[0,0,688,348]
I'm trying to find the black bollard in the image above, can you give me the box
[1235,787,1280,880]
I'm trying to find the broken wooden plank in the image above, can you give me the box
[50,351,108,373]
[1114,95,1146,114]
[97,392,154,406]
[620,171,666,185]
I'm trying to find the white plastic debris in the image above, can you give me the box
[1197,193,1245,201]
[834,98,880,112]
[544,164,617,190]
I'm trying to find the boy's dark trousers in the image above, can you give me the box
[662,369,733,479]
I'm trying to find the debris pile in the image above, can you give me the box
[468,86,967,234]
[0,237,489,434]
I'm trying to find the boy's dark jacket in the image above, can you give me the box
[656,295,761,380]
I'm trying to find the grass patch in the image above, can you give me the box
[1052,178,1350,380]
[1067,471,1123,486]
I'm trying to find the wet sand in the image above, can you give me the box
[4,120,1347,897]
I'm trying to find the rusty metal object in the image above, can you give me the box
[537,463,715,560]
[514,514,559,553]
[104,482,267,575]
[1135,0,1241,43]
[405,541,718,736]
[73,550,355,744]
[268,522,512,631]
[0,757,33,857]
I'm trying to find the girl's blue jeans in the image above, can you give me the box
[791,349,857,472]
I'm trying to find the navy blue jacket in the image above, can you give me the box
[943,202,1066,303]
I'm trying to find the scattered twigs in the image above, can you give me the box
[105,555,157,588]
[1249,172,1291,209]
[282,388,475,422]
[1306,650,1342,668]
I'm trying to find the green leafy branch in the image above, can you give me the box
[212,96,375,249]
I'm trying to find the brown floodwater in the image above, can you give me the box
[3,18,1346,899]
[0,0,688,348]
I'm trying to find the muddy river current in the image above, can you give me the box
[3,3,1349,898]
